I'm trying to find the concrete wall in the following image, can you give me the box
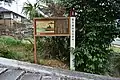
[0,57,119,80]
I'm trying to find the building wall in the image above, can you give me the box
[4,13,11,18]
[11,13,14,19]
[0,12,32,38]
[0,19,14,27]
[13,14,22,23]
[3,12,22,23]
[0,12,25,27]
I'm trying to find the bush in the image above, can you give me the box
[0,36,21,46]
[0,36,34,62]
[61,0,120,75]
[0,45,22,59]
[36,37,70,62]
[108,47,120,77]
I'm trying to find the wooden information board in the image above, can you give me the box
[34,17,70,36]
[33,17,75,70]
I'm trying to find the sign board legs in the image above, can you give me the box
[33,17,75,70]
[70,17,75,70]
[34,35,37,63]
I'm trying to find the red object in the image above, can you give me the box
[69,8,75,17]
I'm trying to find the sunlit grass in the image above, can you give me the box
[111,46,120,53]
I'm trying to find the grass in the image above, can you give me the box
[0,36,21,45]
[2,36,120,70]
[111,46,120,53]
[38,59,69,69]
[0,36,34,62]
[0,36,69,69]
[2,36,120,71]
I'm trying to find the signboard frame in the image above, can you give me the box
[34,17,70,36]
[33,17,75,70]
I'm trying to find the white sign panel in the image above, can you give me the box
[70,17,75,70]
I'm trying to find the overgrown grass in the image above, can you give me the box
[2,36,120,72]
[0,36,34,62]
[0,36,21,45]
[0,36,69,69]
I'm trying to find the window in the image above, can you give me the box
[13,14,18,18]
[0,14,4,19]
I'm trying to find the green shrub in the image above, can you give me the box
[108,47,120,77]
[0,46,22,60]
[0,36,34,61]
[61,0,120,75]
[36,37,70,62]
[0,36,21,46]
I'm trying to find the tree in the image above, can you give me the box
[22,0,70,62]
[22,1,41,20]
[22,0,67,20]
[61,0,120,75]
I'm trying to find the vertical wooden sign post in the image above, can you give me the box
[33,19,37,63]
[70,8,75,70]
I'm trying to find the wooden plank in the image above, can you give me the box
[20,73,41,80]
[34,17,69,20]
[35,34,70,36]
[34,33,37,64]
[0,69,24,80]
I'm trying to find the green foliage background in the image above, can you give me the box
[60,0,120,75]
[21,0,120,76]
[36,37,70,62]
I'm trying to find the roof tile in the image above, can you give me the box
[0,7,10,12]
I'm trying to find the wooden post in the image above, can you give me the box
[33,19,37,63]
[34,35,37,63]
[70,8,75,70]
